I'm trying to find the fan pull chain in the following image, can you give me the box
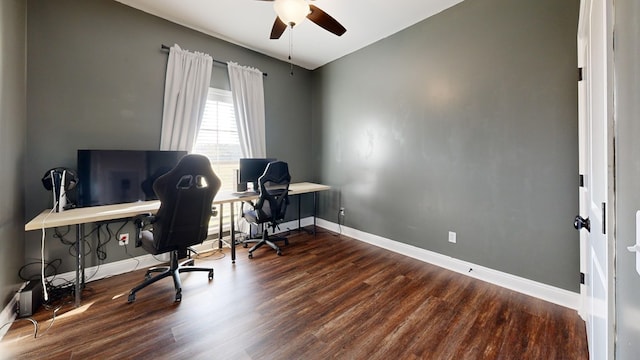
[289,27,294,76]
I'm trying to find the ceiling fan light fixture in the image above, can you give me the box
[273,0,310,27]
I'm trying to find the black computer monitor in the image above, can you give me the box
[239,158,276,192]
[76,149,187,207]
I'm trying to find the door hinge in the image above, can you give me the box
[602,202,606,235]
[579,174,584,187]
[580,272,585,285]
[578,67,584,81]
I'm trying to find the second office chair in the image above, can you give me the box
[242,161,291,258]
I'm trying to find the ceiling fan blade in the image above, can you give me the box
[307,4,346,36]
[270,17,288,39]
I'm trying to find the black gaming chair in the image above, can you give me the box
[243,161,291,258]
[127,154,221,303]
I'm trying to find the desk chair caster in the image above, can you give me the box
[248,250,281,259]
[248,246,283,258]
[247,251,281,259]
[128,288,183,303]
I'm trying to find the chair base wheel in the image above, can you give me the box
[277,250,282,256]
[248,253,253,259]
[127,249,214,303]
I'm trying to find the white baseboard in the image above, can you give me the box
[316,219,580,310]
[48,252,169,286]
[0,285,24,340]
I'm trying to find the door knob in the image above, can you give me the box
[574,215,590,232]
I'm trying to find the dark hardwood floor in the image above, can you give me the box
[1,229,588,359]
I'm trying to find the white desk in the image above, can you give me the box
[25,182,330,306]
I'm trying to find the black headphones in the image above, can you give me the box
[41,167,78,191]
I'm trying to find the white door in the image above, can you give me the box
[576,0,613,358]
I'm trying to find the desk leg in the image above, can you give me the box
[218,205,224,249]
[295,193,317,235]
[231,203,236,263]
[313,191,318,235]
[297,194,302,230]
[74,224,85,307]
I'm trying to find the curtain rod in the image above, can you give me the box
[161,44,267,77]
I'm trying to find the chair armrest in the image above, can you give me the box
[133,213,156,228]
[240,201,255,218]
[133,213,155,247]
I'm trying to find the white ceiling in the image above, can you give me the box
[115,0,464,70]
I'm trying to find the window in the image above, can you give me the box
[192,88,241,233]
[193,88,241,189]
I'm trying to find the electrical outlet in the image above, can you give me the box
[119,233,129,246]
[339,207,345,216]
[448,231,457,244]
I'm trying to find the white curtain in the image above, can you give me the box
[227,61,266,158]
[160,44,213,151]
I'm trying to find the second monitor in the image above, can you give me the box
[239,158,276,192]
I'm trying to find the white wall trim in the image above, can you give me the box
[316,219,580,310]
[0,285,24,340]
[48,253,166,285]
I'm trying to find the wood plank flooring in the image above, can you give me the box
[1,230,588,359]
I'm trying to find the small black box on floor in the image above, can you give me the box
[18,280,43,318]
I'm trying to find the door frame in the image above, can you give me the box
[577,0,616,358]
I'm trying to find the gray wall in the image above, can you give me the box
[614,1,640,358]
[0,1,27,308]
[25,0,314,274]
[313,0,580,291]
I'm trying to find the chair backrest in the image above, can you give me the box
[254,161,291,225]
[151,154,221,253]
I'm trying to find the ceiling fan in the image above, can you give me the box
[257,0,347,39]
